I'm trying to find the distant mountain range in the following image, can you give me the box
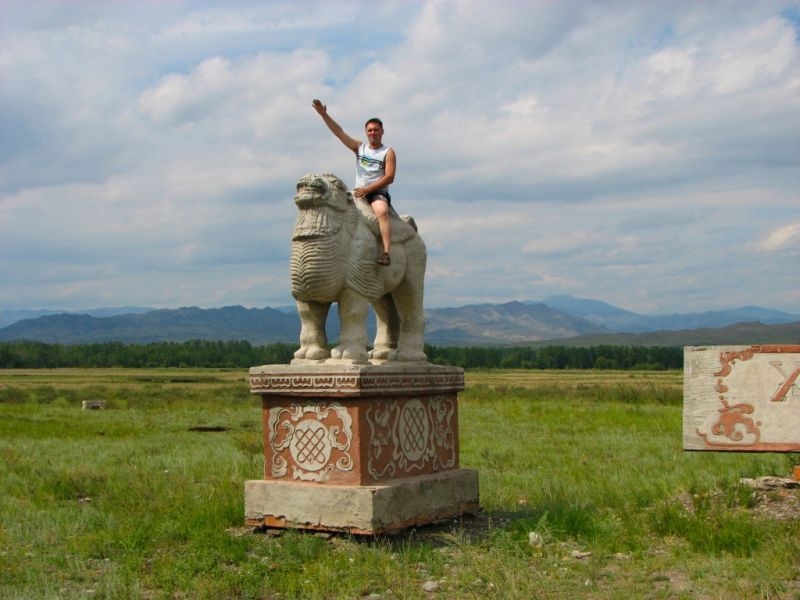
[0,306,297,345]
[535,295,799,333]
[0,297,797,347]
[0,306,155,329]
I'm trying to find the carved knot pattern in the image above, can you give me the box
[399,400,430,462]
[366,395,456,481]
[292,420,329,470]
[268,403,353,482]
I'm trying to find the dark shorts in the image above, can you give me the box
[366,191,391,205]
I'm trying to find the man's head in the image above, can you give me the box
[364,118,384,148]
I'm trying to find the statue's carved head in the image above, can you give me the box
[293,173,353,241]
[294,173,350,212]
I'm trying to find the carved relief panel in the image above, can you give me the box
[266,402,355,483]
[684,345,800,451]
[365,394,458,482]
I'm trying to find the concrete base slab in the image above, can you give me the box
[245,469,480,535]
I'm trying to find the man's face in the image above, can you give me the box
[365,122,383,147]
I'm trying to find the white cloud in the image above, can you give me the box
[757,221,800,252]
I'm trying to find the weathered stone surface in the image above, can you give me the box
[683,345,800,451]
[245,469,480,535]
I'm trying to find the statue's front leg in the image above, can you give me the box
[294,300,331,360]
[331,288,370,363]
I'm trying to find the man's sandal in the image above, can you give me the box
[377,252,391,266]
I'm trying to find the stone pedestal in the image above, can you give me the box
[245,363,480,534]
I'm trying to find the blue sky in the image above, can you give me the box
[1,0,798,314]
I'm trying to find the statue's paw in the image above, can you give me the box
[305,346,331,360]
[369,347,397,361]
[344,350,369,363]
[332,345,368,363]
[296,345,330,360]
[396,349,428,363]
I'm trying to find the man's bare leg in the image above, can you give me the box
[371,197,392,265]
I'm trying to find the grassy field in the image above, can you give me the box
[0,368,797,599]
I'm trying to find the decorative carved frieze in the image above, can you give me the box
[250,364,465,396]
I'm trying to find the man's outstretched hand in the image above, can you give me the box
[312,99,327,116]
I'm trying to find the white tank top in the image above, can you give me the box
[355,144,391,191]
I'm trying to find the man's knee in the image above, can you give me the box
[371,199,389,218]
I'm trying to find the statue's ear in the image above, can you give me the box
[328,176,352,204]
[328,175,346,192]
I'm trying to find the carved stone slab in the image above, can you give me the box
[683,345,800,451]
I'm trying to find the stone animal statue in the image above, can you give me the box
[290,172,427,363]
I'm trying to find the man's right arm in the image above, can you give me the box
[312,99,360,154]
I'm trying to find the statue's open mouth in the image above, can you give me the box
[295,176,328,208]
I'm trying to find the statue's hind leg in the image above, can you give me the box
[294,300,331,360]
[390,240,427,362]
[370,294,399,361]
[391,282,427,363]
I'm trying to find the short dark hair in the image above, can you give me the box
[365,117,383,129]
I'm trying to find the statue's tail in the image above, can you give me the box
[401,215,418,232]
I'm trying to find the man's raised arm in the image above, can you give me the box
[312,99,360,154]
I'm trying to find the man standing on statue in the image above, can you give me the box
[312,99,395,266]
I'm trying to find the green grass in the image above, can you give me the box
[0,368,798,599]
